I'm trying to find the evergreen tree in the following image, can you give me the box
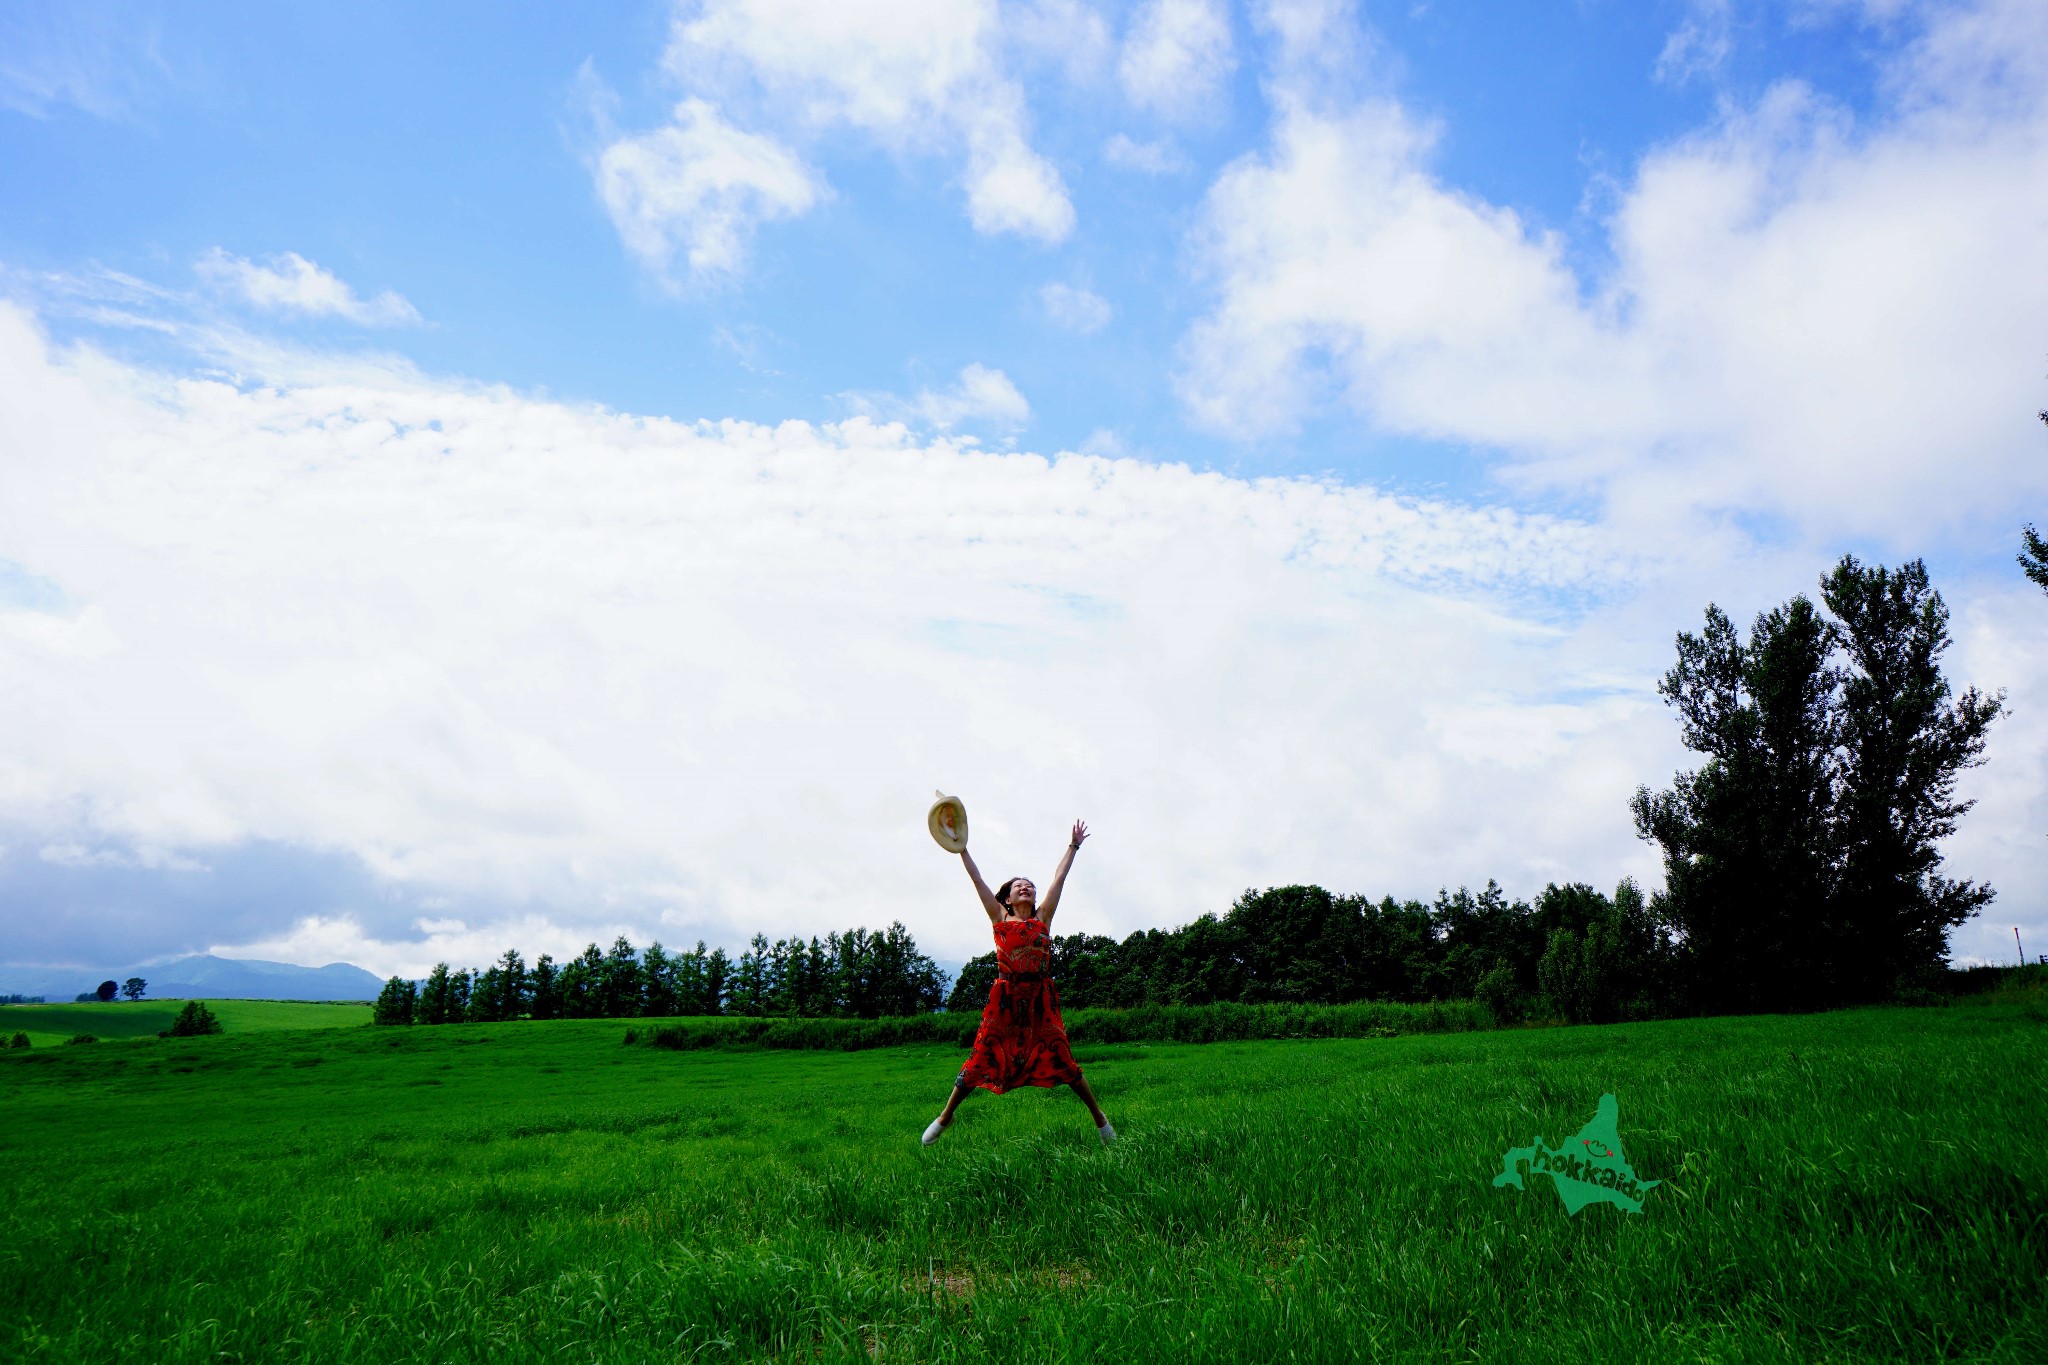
[493,949,529,1020]
[161,1001,223,1037]
[866,922,948,1017]
[703,947,731,1016]
[672,943,710,1016]
[416,963,459,1025]
[559,945,603,1018]
[528,954,562,1020]
[786,937,832,1017]
[827,930,871,1015]
[729,934,770,1017]
[2021,523,2048,595]
[753,941,782,1015]
[641,943,677,1018]
[372,976,418,1026]
[467,965,504,1023]
[597,936,643,1018]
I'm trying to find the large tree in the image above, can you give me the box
[1636,560,2002,1010]
[1820,557,2003,999]
[1632,596,1840,1011]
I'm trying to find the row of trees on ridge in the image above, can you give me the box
[375,924,948,1026]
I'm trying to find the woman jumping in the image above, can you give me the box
[923,820,1114,1146]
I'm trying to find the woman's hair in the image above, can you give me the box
[994,877,1033,913]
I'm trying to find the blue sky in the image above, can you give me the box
[2,0,2045,979]
[0,0,1922,490]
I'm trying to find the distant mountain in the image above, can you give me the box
[0,955,383,1002]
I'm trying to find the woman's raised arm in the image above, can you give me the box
[1037,820,1088,928]
[960,846,1005,924]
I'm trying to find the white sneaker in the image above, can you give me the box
[1097,1120,1117,1145]
[922,1117,948,1146]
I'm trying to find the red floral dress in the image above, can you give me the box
[957,915,1083,1094]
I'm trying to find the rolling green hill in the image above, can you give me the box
[0,997,370,1046]
[1,998,2041,1363]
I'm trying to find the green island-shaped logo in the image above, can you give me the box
[1492,1092,1658,1216]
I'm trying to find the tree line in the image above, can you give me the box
[374,924,948,1026]
[376,549,2018,1030]
[947,879,1668,1026]
[946,555,2009,1023]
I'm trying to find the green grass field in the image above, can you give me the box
[3,998,2042,1363]
[0,998,370,1047]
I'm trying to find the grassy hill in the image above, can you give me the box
[0,997,370,1046]
[1,997,2041,1363]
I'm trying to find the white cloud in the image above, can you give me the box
[961,95,1076,241]
[1656,0,1735,86]
[1005,0,1115,83]
[1102,131,1188,174]
[594,96,822,287]
[1120,0,1237,118]
[0,5,170,120]
[217,913,647,981]
[0,298,1756,974]
[3,293,2038,973]
[1077,428,1126,457]
[1251,0,1372,108]
[1181,0,2048,544]
[1040,282,1114,333]
[847,362,1035,430]
[413,917,467,935]
[39,843,208,872]
[665,0,1074,243]
[921,362,1032,428]
[196,250,422,327]
[1944,580,2048,966]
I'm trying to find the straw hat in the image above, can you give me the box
[927,791,968,853]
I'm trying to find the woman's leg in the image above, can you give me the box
[1068,1074,1108,1127]
[937,1077,972,1125]
[923,1077,973,1145]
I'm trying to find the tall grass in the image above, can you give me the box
[2,1003,2041,1362]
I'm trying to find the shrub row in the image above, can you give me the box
[632,997,1495,1054]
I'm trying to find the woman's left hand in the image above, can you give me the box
[1070,820,1089,849]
